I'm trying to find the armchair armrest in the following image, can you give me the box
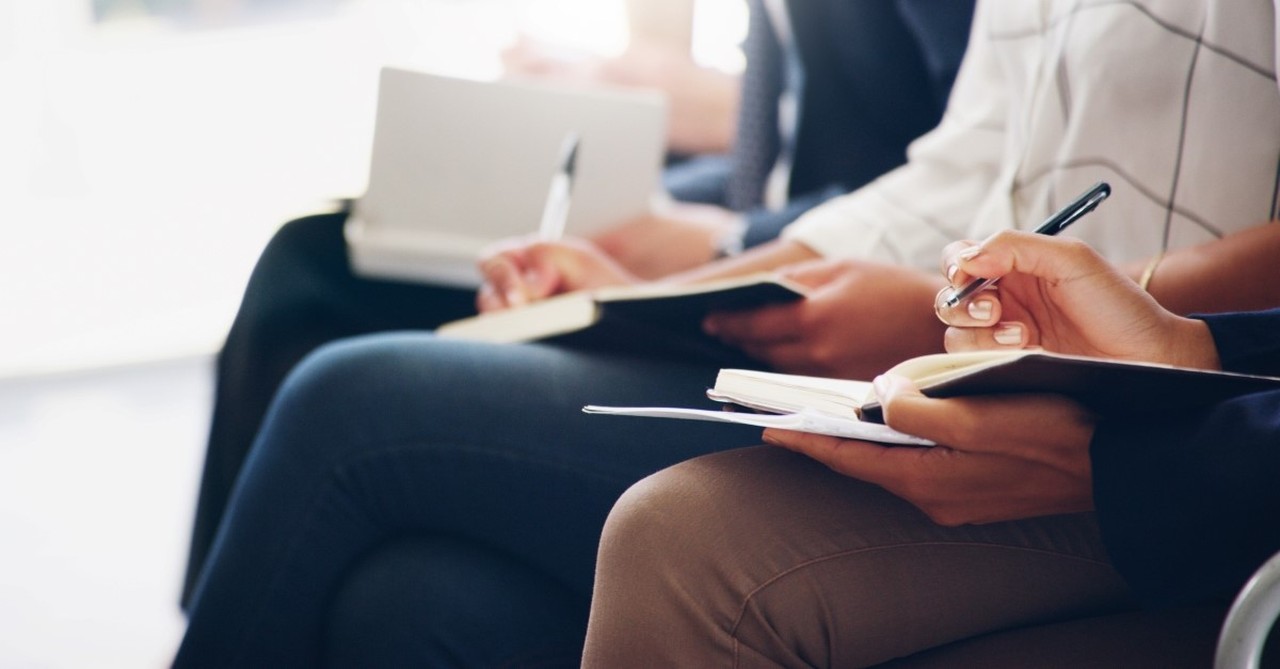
[1217,551,1280,669]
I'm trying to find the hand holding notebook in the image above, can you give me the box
[584,346,1280,444]
[587,221,1268,446]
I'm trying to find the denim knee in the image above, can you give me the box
[250,334,431,467]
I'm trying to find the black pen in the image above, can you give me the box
[936,181,1111,309]
[538,131,580,242]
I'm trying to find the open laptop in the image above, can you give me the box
[345,67,668,287]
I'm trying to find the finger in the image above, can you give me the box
[873,374,1087,459]
[940,240,981,285]
[480,241,572,304]
[476,282,505,313]
[933,288,1003,327]
[517,237,635,293]
[957,229,1108,285]
[478,235,536,268]
[478,244,525,283]
[520,245,569,300]
[762,428,923,488]
[479,255,530,308]
[872,374,979,448]
[776,258,846,289]
[943,321,1031,352]
[703,304,804,346]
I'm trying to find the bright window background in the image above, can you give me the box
[0,1,745,666]
[0,0,746,378]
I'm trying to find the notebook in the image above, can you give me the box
[345,67,668,287]
[583,348,1280,445]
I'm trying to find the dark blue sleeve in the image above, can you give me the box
[1091,308,1280,608]
[1092,392,1280,607]
[741,186,845,249]
[663,157,842,249]
[733,0,977,249]
[1198,308,1280,377]
[663,154,733,207]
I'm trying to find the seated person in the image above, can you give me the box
[502,0,742,159]
[182,0,976,607]
[581,229,1280,667]
[175,1,1280,666]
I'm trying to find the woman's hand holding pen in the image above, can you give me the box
[764,231,1221,525]
[475,201,746,312]
[476,236,638,312]
[936,230,1219,369]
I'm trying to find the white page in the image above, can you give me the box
[581,406,934,446]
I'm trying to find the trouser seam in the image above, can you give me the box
[728,540,1117,668]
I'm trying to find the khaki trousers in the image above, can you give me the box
[583,446,1223,668]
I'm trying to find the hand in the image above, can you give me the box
[595,43,739,155]
[476,236,637,312]
[764,374,1097,525]
[936,230,1220,369]
[702,258,948,379]
[501,37,602,82]
[501,38,738,155]
[589,202,744,280]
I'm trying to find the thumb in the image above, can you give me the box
[777,258,846,290]
[521,243,573,298]
[872,373,964,446]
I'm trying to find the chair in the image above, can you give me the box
[1217,550,1280,668]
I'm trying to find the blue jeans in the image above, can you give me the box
[185,213,477,606]
[176,333,762,667]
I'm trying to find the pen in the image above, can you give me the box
[538,131,580,242]
[936,181,1111,309]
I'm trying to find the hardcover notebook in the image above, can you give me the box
[585,349,1280,445]
[345,67,667,287]
[437,273,808,346]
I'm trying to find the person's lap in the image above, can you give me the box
[177,331,765,667]
[186,210,477,605]
[585,446,1154,667]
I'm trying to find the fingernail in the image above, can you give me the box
[956,246,983,262]
[506,289,525,307]
[946,264,959,281]
[967,299,993,321]
[761,431,779,445]
[993,322,1024,346]
[872,374,892,399]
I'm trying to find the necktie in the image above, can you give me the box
[725,0,785,211]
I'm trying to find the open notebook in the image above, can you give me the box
[585,348,1280,445]
[346,67,667,287]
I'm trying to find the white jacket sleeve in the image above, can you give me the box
[781,1,1010,271]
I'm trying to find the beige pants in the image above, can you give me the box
[582,446,1223,668]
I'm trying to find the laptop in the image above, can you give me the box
[345,67,668,287]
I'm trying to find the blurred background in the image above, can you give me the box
[0,1,744,665]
